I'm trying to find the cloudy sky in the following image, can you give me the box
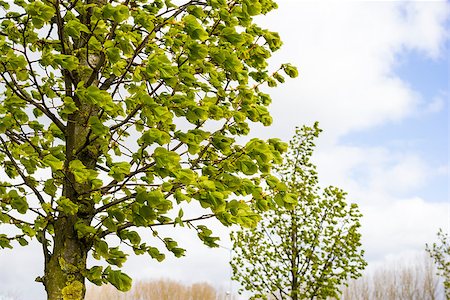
[0,1,449,299]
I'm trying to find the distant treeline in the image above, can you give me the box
[85,278,236,300]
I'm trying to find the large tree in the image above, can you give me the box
[0,0,298,298]
[231,123,367,300]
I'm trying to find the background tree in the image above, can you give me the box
[340,253,443,300]
[0,0,298,298]
[231,123,367,300]
[85,278,233,300]
[426,229,450,299]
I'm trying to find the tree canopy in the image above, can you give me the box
[0,0,298,298]
[231,123,367,300]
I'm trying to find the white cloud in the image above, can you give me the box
[251,1,449,141]
[424,95,446,114]
[361,197,449,262]
[370,154,431,194]
[398,1,450,59]
[314,145,436,196]
[313,143,449,265]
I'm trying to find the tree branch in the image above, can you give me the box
[0,136,47,208]
[98,213,215,238]
[0,70,66,132]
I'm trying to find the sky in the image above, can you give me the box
[0,1,449,299]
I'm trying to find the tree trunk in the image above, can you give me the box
[42,1,105,298]
[291,210,299,300]
[43,96,99,299]
[43,216,89,300]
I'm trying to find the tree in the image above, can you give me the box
[340,253,443,300]
[230,123,367,300]
[86,278,227,300]
[0,0,299,298]
[426,229,450,299]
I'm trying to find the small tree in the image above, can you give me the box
[426,229,450,298]
[231,123,367,300]
[0,0,298,298]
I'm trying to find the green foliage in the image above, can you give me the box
[0,0,297,298]
[426,229,450,298]
[231,124,367,300]
[105,268,132,292]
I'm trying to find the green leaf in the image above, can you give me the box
[140,128,171,146]
[187,42,208,61]
[10,190,28,214]
[273,72,285,83]
[187,5,206,19]
[245,1,262,16]
[53,54,79,71]
[237,159,258,175]
[106,47,121,63]
[0,234,12,249]
[17,237,28,246]
[56,196,78,215]
[88,36,102,51]
[186,106,208,123]
[265,175,280,189]
[0,213,10,223]
[264,31,283,51]
[89,116,109,137]
[163,237,185,257]
[74,221,97,238]
[26,1,55,29]
[221,27,244,45]
[126,231,141,245]
[68,160,98,184]
[147,246,165,262]
[43,179,57,197]
[283,63,299,78]
[61,97,79,115]
[152,147,180,171]
[183,15,208,41]
[0,1,10,9]
[175,169,196,185]
[199,178,216,191]
[65,19,90,38]
[103,4,130,23]
[86,266,104,286]
[108,162,131,181]
[43,154,64,172]
[114,5,130,22]
[106,269,132,292]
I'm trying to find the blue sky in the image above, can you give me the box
[343,46,448,156]
[341,46,449,202]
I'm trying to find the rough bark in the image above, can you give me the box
[43,99,99,299]
[43,216,90,300]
